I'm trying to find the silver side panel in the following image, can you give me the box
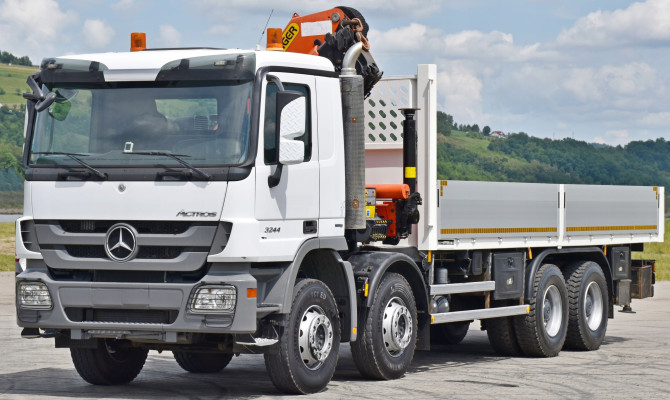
[436,181,663,250]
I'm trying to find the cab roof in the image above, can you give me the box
[44,48,335,82]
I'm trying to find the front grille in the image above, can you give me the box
[65,245,186,260]
[65,308,179,324]
[34,220,225,271]
[59,220,195,234]
[48,265,209,283]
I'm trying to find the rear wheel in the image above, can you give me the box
[431,321,470,345]
[514,264,568,357]
[264,279,340,394]
[173,351,233,373]
[563,261,608,350]
[70,339,148,385]
[486,316,523,356]
[351,272,417,380]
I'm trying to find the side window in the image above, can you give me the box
[264,83,311,164]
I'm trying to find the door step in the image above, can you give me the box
[430,281,495,295]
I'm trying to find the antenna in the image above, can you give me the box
[257,9,275,48]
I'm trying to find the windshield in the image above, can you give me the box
[29,81,253,168]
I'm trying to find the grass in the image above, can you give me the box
[0,63,38,106]
[634,219,670,281]
[0,191,22,213]
[0,222,15,272]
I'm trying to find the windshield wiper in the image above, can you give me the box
[125,151,212,180]
[32,151,107,180]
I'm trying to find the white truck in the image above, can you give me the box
[15,7,662,394]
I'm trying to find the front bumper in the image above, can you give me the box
[16,266,258,342]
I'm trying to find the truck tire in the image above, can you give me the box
[563,261,608,350]
[351,272,417,380]
[264,279,340,394]
[431,321,470,345]
[173,351,233,373]
[486,316,523,356]
[514,263,568,357]
[70,339,148,385]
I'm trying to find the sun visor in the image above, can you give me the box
[39,58,108,84]
[156,53,255,81]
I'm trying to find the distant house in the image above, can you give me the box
[490,130,506,138]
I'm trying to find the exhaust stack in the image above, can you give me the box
[341,42,366,230]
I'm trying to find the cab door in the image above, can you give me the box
[254,72,319,246]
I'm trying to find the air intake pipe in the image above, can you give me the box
[341,42,366,230]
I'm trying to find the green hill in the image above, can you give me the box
[0,63,37,106]
[437,130,670,215]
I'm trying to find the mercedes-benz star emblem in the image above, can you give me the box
[104,223,139,262]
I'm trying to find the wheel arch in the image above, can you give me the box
[264,238,357,341]
[526,247,613,317]
[347,251,429,350]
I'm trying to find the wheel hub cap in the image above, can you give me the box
[584,281,604,331]
[298,305,333,370]
[542,285,563,337]
[382,297,413,357]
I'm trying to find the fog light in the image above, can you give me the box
[190,285,236,313]
[18,281,52,310]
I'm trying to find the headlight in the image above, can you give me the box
[17,281,53,310]
[189,285,236,313]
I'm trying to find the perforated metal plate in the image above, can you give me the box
[364,77,416,148]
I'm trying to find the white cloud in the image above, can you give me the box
[557,0,670,48]
[369,24,554,63]
[82,19,115,50]
[639,112,670,127]
[192,1,441,26]
[112,0,135,11]
[437,62,485,124]
[159,24,181,47]
[0,0,77,62]
[594,130,630,146]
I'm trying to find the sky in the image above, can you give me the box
[1,0,669,145]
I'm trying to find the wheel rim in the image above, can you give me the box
[542,285,563,337]
[584,281,604,331]
[298,305,334,370]
[382,297,413,357]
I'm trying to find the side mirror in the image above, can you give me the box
[276,90,306,165]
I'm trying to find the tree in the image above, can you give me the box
[483,126,491,135]
[437,111,453,136]
[471,124,480,133]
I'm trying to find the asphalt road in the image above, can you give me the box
[1,271,669,399]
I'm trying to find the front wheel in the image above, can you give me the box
[563,261,608,350]
[70,339,148,385]
[351,272,417,380]
[264,279,340,394]
[514,264,568,357]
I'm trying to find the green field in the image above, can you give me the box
[634,219,670,281]
[0,222,15,272]
[1,221,668,277]
[0,191,22,213]
[0,63,37,106]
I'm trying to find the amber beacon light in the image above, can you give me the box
[130,32,146,52]
[266,28,284,51]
